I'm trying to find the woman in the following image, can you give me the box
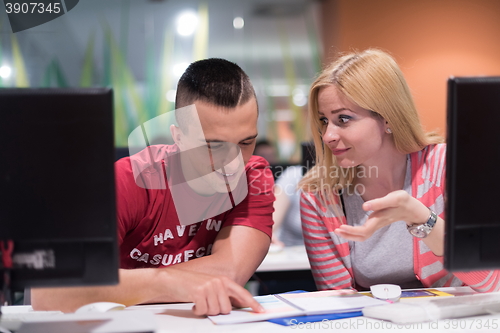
[299,49,500,292]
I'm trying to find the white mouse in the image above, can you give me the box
[370,284,401,302]
[75,302,126,313]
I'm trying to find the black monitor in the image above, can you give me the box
[0,88,118,304]
[301,141,316,176]
[445,76,500,271]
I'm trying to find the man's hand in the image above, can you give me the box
[32,267,265,316]
[168,268,264,316]
[334,190,430,241]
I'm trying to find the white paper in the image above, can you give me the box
[208,290,388,325]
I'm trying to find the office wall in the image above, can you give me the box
[320,0,500,135]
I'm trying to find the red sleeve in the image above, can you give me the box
[114,157,148,245]
[221,155,275,238]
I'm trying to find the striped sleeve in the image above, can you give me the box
[413,144,500,293]
[300,191,353,290]
[454,270,500,293]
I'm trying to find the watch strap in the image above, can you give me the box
[426,209,437,228]
[407,208,437,238]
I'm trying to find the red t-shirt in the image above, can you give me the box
[115,144,275,269]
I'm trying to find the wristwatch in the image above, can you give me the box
[407,209,437,238]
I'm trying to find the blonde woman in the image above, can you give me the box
[299,49,500,292]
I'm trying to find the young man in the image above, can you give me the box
[31,58,275,316]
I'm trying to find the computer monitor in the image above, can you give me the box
[301,141,316,176]
[0,88,118,304]
[445,76,500,271]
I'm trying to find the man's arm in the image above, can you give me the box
[32,225,270,313]
[157,225,271,286]
[32,155,273,313]
[144,225,270,306]
[31,265,264,315]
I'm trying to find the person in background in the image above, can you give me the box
[272,165,304,248]
[253,139,279,165]
[299,49,500,292]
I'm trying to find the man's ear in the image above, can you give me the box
[170,124,183,148]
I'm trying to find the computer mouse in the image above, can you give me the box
[75,302,126,314]
[370,284,401,302]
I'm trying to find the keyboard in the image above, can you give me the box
[362,292,500,324]
[0,307,63,331]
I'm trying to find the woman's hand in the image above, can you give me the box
[334,190,430,241]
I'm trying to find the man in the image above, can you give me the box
[32,58,275,316]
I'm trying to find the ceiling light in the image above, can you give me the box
[173,62,190,77]
[0,65,12,79]
[293,88,307,107]
[233,17,244,29]
[176,11,198,36]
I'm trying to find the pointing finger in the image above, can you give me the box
[227,283,265,313]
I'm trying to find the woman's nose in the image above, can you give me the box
[322,123,340,143]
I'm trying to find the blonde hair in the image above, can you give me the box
[299,49,443,199]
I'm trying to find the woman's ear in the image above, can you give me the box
[383,120,392,134]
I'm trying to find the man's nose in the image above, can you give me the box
[220,153,241,174]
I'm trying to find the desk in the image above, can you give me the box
[4,287,500,333]
[256,245,311,272]
[130,287,500,333]
[253,245,315,294]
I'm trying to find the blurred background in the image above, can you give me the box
[0,0,320,164]
[1,0,500,164]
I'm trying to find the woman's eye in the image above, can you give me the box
[319,117,328,125]
[339,115,351,124]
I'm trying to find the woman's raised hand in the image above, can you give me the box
[334,190,430,241]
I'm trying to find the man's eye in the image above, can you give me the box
[208,143,223,150]
[239,142,253,146]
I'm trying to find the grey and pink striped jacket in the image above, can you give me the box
[301,144,500,292]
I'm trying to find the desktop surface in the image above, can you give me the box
[256,245,310,272]
[128,287,500,333]
[3,287,499,333]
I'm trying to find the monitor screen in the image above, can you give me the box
[445,76,500,271]
[0,88,118,295]
[301,141,316,176]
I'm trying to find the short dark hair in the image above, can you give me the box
[174,58,257,133]
[175,58,256,109]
